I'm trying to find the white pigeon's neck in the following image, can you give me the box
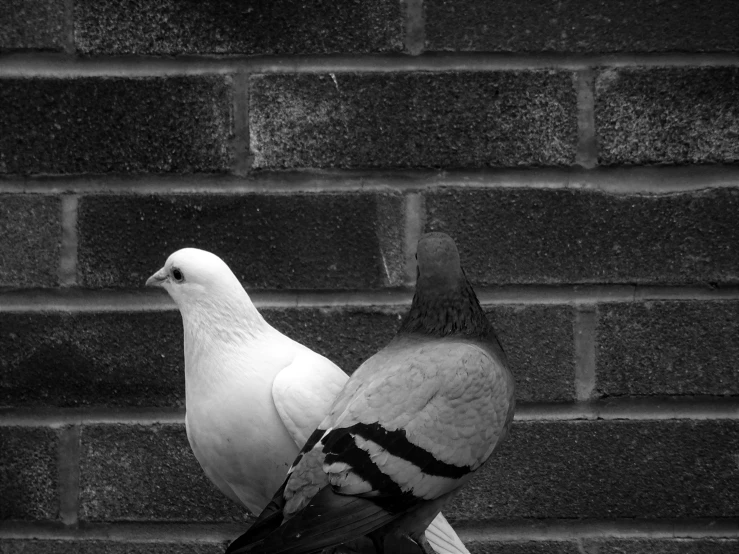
[179,291,269,402]
[179,292,266,347]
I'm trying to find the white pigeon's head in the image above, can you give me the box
[146,248,246,310]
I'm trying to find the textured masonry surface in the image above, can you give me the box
[0,0,67,51]
[0,305,574,407]
[0,194,61,287]
[2,1,738,552]
[426,187,739,285]
[249,72,578,169]
[80,424,246,522]
[69,420,739,522]
[0,77,233,175]
[0,427,59,521]
[77,193,406,290]
[596,67,739,166]
[73,0,403,55]
[596,301,739,397]
[424,0,739,53]
[448,420,739,520]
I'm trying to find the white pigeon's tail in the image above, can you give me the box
[425,512,470,554]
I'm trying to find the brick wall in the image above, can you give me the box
[1,1,738,553]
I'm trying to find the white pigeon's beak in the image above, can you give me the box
[146,267,168,287]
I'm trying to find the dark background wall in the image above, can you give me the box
[1,1,739,553]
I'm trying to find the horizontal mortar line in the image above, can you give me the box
[516,397,739,421]
[0,407,185,427]
[1,518,737,542]
[457,518,739,541]
[2,166,739,195]
[3,285,739,312]
[3,398,737,427]
[2,52,739,77]
[0,521,244,543]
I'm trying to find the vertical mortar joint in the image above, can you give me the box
[403,193,425,286]
[58,424,81,526]
[62,0,76,54]
[576,69,598,169]
[232,72,253,176]
[574,305,597,401]
[59,195,79,287]
[402,0,426,56]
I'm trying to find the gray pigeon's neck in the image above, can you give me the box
[398,277,496,341]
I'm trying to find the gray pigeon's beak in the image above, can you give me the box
[146,267,168,287]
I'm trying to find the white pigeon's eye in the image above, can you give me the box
[172,268,184,282]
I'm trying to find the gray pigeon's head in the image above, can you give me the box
[146,248,244,307]
[415,232,464,290]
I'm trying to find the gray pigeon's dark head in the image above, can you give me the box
[398,232,505,358]
[415,232,464,292]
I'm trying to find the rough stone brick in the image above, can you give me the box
[0,0,66,51]
[486,306,574,402]
[77,193,405,289]
[596,68,739,166]
[426,188,739,285]
[79,424,246,521]
[265,304,574,403]
[0,427,59,520]
[0,195,61,287]
[0,77,232,175]
[447,420,739,520]
[584,539,739,554]
[73,0,402,55]
[468,542,579,554]
[0,541,227,554]
[425,0,739,53]
[249,72,577,169]
[0,303,570,408]
[0,311,184,408]
[262,307,401,374]
[596,301,739,397]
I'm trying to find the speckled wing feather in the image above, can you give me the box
[319,336,512,508]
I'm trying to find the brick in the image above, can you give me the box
[0,427,59,520]
[447,420,739,520]
[486,306,574,402]
[79,424,245,521]
[73,0,402,55]
[0,0,66,51]
[596,301,739,397]
[0,195,61,287]
[584,539,739,554]
[265,304,574,403]
[263,307,401,375]
[426,188,739,285]
[0,77,232,175]
[0,303,570,408]
[0,312,184,408]
[249,72,577,169]
[425,0,739,53]
[77,193,405,289]
[0,540,226,554]
[596,68,739,166]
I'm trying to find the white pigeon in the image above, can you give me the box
[225,233,515,554]
[146,247,470,554]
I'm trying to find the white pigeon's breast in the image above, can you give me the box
[184,340,301,514]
